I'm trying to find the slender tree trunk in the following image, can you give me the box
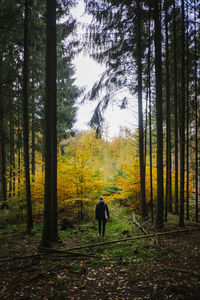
[194,0,199,223]
[144,93,148,167]
[0,118,7,203]
[49,0,58,241]
[186,3,190,220]
[23,0,33,231]
[179,0,185,227]
[164,0,170,220]
[12,135,15,197]
[173,0,179,214]
[10,100,16,197]
[17,89,21,197]
[136,0,147,219]
[154,0,164,228]
[164,0,172,219]
[31,110,35,182]
[9,96,14,199]
[0,58,7,204]
[148,11,153,220]
[41,0,58,247]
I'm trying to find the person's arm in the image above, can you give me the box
[106,204,109,219]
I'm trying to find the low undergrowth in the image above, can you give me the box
[0,203,200,299]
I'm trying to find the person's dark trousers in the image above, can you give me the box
[98,218,106,236]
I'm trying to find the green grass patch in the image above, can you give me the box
[103,243,136,264]
[106,204,134,240]
[0,223,26,233]
[66,264,86,274]
[89,258,103,267]
[137,247,159,262]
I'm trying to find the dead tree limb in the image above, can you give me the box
[0,250,94,264]
[38,247,95,257]
[133,218,166,253]
[0,254,42,263]
[63,228,200,251]
[133,217,151,235]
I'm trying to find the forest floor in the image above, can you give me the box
[0,205,200,300]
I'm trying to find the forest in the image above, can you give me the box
[0,0,200,299]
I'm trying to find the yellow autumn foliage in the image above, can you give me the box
[9,128,194,216]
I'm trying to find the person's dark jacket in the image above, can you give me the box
[95,200,109,220]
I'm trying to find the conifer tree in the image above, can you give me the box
[153,0,164,227]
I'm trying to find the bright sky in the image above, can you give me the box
[71,1,138,138]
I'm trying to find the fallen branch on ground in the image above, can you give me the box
[63,228,200,251]
[0,254,42,263]
[38,247,95,257]
[0,250,94,264]
[133,217,150,235]
[132,218,165,253]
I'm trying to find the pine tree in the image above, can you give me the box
[153,0,164,228]
[23,0,33,232]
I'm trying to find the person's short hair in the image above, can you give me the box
[99,196,104,201]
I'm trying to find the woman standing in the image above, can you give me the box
[95,196,109,238]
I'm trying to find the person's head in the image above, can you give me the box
[99,196,104,201]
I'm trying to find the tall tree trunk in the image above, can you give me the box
[0,118,7,203]
[17,88,21,197]
[144,93,148,167]
[179,0,185,227]
[0,56,7,203]
[12,131,15,197]
[41,0,58,247]
[154,0,164,228]
[186,2,190,220]
[23,0,33,232]
[136,0,147,219]
[147,10,153,221]
[9,96,14,199]
[31,110,35,182]
[194,0,199,223]
[173,0,179,214]
[164,0,172,219]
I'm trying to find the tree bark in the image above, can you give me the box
[186,3,190,220]
[173,0,179,215]
[17,87,21,197]
[148,10,153,221]
[153,0,164,228]
[164,0,172,218]
[41,0,58,246]
[0,118,7,203]
[0,57,7,203]
[179,0,185,227]
[136,0,147,219]
[31,110,35,182]
[9,96,14,199]
[23,0,33,231]
[194,0,199,223]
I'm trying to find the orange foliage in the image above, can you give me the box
[9,128,194,215]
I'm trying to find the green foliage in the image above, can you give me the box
[66,265,86,274]
[104,245,135,264]
[0,0,80,207]
[137,247,159,262]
